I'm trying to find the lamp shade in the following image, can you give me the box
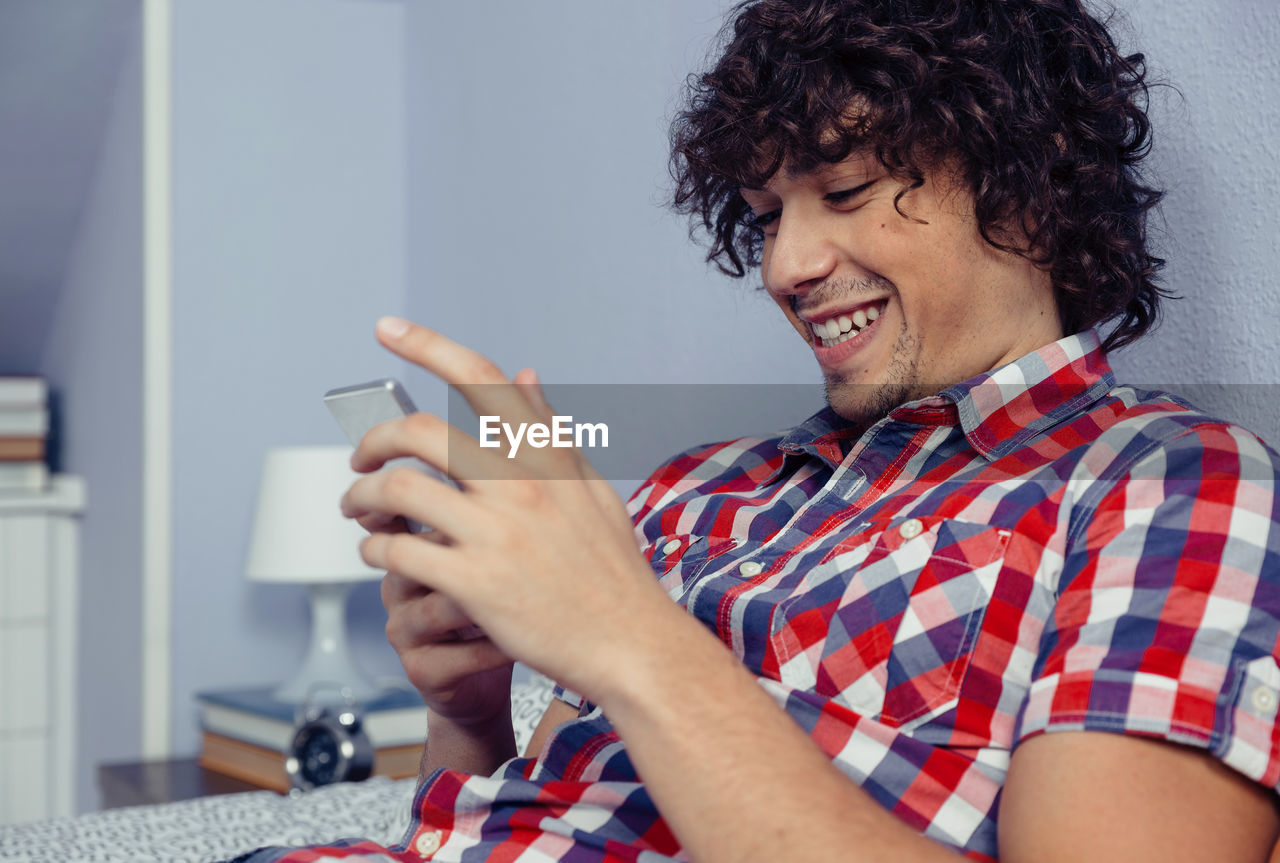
[246,445,381,583]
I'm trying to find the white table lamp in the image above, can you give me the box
[246,445,384,703]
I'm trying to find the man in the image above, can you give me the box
[235,0,1280,860]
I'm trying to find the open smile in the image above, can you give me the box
[804,299,888,347]
[794,297,890,369]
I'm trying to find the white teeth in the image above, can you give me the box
[820,328,860,347]
[810,301,887,347]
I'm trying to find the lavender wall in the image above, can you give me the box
[167,0,411,759]
[403,0,815,406]
[1106,0,1280,442]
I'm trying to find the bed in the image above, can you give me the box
[0,677,554,863]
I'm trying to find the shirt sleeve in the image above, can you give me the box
[1014,421,1280,790]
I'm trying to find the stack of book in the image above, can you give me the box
[0,377,49,493]
[195,685,429,792]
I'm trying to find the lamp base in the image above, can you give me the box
[272,581,382,704]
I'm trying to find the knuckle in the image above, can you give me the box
[356,513,387,535]
[506,478,546,508]
[381,467,421,503]
[381,571,423,606]
[408,593,444,633]
[385,616,409,650]
[387,600,433,644]
[403,411,440,437]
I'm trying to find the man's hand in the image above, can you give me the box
[341,317,684,707]
[349,456,516,733]
[351,463,520,775]
[380,568,514,727]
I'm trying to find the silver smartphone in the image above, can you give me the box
[324,378,458,532]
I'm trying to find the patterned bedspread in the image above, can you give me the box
[0,677,553,863]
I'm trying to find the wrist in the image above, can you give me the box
[590,597,743,725]
[428,697,514,740]
[423,706,517,779]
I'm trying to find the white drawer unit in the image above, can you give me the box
[0,476,85,825]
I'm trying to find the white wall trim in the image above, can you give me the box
[142,0,173,758]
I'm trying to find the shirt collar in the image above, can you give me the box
[775,329,1115,473]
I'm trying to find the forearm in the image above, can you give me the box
[596,606,960,863]
[419,705,517,781]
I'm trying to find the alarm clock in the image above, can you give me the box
[285,688,375,791]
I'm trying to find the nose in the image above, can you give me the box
[762,209,838,298]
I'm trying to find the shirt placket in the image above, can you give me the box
[720,420,962,666]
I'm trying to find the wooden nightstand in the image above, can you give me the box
[97,758,280,808]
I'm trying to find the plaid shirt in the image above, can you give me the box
[240,330,1280,862]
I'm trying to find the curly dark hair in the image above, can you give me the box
[670,0,1169,352]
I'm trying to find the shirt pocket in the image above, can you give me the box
[642,533,742,601]
[769,516,1010,729]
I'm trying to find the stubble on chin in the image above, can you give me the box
[824,321,920,428]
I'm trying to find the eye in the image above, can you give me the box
[824,179,876,207]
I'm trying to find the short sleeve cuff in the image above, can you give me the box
[1015,655,1280,790]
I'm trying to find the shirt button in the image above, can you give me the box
[738,561,762,578]
[662,539,682,556]
[899,518,925,540]
[1251,687,1277,713]
[415,829,443,858]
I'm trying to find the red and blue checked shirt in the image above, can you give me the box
[238,330,1280,862]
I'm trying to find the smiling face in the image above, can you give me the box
[739,153,1064,427]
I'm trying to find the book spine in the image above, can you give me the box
[0,462,48,492]
[199,699,428,749]
[0,409,49,437]
[198,731,425,790]
[199,704,292,751]
[364,709,429,747]
[0,378,47,407]
[198,733,291,793]
[0,438,44,461]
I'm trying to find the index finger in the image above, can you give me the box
[375,317,570,466]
